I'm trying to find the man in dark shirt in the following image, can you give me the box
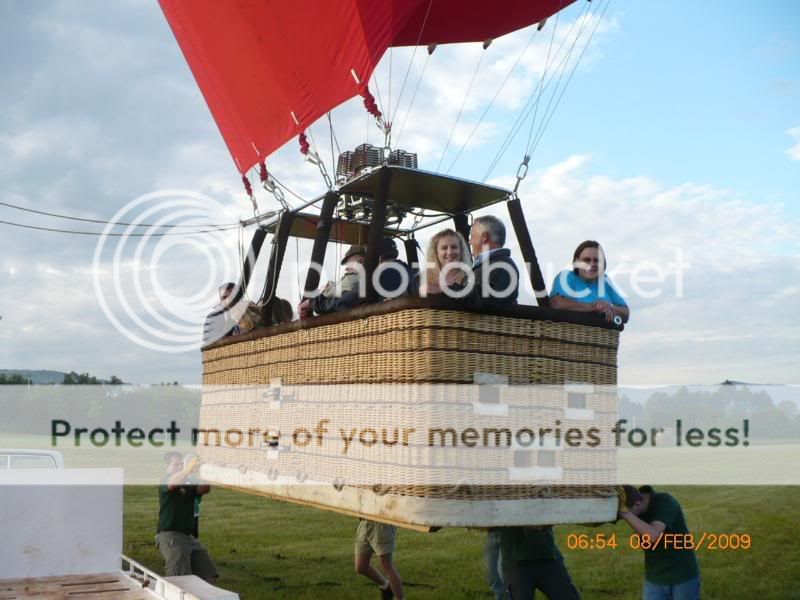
[499,526,581,600]
[156,451,218,583]
[619,485,701,600]
[202,282,238,345]
[298,244,366,317]
[374,237,414,299]
[298,238,413,318]
[466,217,520,597]
[464,215,519,311]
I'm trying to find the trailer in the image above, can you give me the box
[0,466,238,600]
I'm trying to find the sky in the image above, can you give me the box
[0,0,798,385]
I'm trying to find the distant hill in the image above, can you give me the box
[0,369,68,384]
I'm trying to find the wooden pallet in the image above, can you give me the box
[0,572,152,600]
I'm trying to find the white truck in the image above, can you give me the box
[0,450,238,600]
[0,448,66,469]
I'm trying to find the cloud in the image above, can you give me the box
[768,78,799,96]
[756,39,797,61]
[0,116,101,169]
[786,126,800,161]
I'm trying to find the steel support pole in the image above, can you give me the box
[302,190,339,296]
[364,166,392,303]
[452,213,471,250]
[234,227,267,306]
[258,210,295,317]
[507,197,549,306]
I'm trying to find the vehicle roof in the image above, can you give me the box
[0,449,65,458]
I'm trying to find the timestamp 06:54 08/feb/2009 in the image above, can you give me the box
[566,532,752,551]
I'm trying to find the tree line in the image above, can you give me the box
[0,371,124,385]
[619,385,800,441]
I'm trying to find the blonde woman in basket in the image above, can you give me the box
[420,228,471,297]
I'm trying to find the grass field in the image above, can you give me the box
[124,485,799,599]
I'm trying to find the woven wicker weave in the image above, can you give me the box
[200,302,620,526]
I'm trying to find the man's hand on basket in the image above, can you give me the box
[298,298,312,319]
[182,456,201,476]
[592,300,614,322]
[617,486,629,516]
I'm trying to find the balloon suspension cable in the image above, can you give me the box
[436,40,491,173]
[242,175,259,216]
[507,0,606,188]
[513,155,530,195]
[483,0,596,182]
[390,0,434,128]
[395,45,436,151]
[259,161,289,210]
[299,132,333,189]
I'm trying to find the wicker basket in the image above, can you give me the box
[200,299,620,529]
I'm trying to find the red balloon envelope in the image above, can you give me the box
[159,0,575,174]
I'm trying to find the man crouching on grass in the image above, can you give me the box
[156,451,219,583]
[354,519,405,599]
[618,485,701,600]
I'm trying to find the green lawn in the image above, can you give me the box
[124,486,799,599]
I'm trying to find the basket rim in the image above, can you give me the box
[203,296,622,352]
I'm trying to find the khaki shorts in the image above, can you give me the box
[354,519,397,557]
[156,531,219,581]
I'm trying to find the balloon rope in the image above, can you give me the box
[528,0,611,158]
[483,1,591,180]
[436,46,488,172]
[0,199,240,228]
[391,0,434,128]
[524,0,565,157]
[327,112,339,178]
[393,51,432,151]
[444,25,541,175]
[369,72,386,119]
[482,0,595,181]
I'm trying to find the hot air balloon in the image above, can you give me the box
[160,0,621,530]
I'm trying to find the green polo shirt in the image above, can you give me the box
[641,490,699,585]
[157,481,198,534]
[500,526,562,562]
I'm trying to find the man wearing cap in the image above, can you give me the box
[375,237,414,299]
[299,239,413,317]
[298,244,367,317]
[618,485,701,600]
[202,282,239,345]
